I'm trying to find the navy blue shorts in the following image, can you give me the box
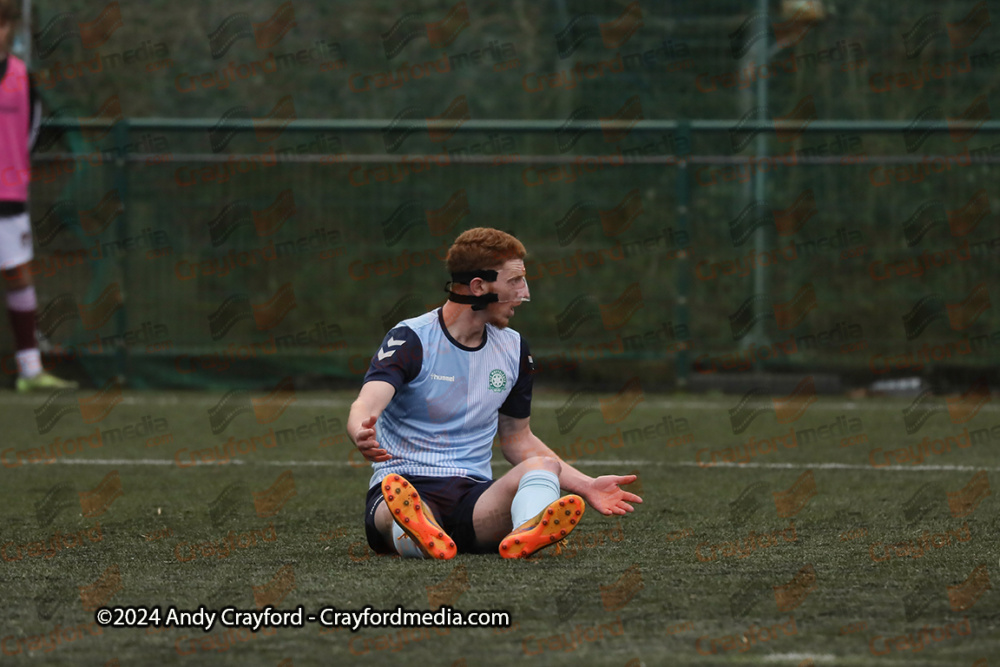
[365,475,495,555]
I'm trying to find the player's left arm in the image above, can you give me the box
[497,414,642,516]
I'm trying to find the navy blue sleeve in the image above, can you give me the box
[363,326,423,390]
[499,337,534,418]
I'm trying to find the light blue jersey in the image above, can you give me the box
[364,308,533,488]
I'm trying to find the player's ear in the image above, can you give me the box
[469,277,487,296]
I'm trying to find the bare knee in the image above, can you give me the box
[520,456,560,476]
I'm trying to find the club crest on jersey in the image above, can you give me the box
[488,369,507,392]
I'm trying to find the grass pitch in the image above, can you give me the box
[0,388,997,666]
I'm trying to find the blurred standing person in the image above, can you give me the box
[0,0,76,391]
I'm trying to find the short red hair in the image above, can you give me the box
[0,0,21,23]
[446,228,526,274]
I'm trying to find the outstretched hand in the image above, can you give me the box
[582,475,643,516]
[355,415,392,462]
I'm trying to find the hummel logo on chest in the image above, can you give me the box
[430,373,455,382]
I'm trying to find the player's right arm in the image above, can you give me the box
[346,324,423,463]
[347,381,396,462]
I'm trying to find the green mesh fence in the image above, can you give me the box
[10,0,1000,389]
[19,119,999,390]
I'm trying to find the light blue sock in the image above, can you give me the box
[391,520,427,559]
[510,470,561,529]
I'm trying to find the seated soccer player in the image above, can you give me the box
[347,228,641,559]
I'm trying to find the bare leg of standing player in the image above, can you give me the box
[3,260,76,391]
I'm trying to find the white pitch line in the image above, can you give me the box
[15,458,1000,472]
[533,399,1000,412]
[3,394,997,413]
[0,395,354,408]
[763,655,835,664]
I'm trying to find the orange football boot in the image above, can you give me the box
[499,495,584,559]
[381,474,457,560]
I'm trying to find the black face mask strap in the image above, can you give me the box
[445,270,499,311]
